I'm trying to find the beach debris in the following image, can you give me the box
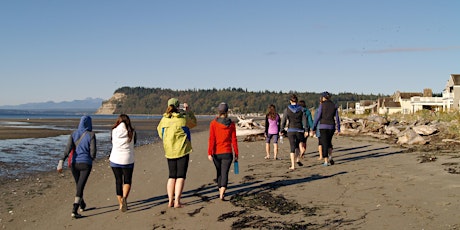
[235,115,265,138]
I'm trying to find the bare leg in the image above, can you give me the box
[117,195,123,210]
[167,178,176,207]
[273,143,278,159]
[219,187,227,200]
[318,145,323,160]
[265,143,270,159]
[289,152,296,170]
[174,178,185,208]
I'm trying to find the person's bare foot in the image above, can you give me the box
[168,201,174,208]
[174,202,185,208]
[318,157,323,160]
[289,167,295,170]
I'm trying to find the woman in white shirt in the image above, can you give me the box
[109,114,136,212]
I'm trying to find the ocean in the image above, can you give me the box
[0,113,162,179]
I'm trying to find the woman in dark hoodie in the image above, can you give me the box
[57,115,97,218]
[280,94,308,170]
[208,102,239,201]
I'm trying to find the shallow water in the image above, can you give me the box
[0,122,157,179]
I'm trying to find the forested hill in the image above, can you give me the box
[104,87,385,115]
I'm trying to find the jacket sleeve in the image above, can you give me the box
[90,132,97,160]
[307,110,314,130]
[185,111,197,129]
[280,108,288,132]
[312,104,323,131]
[335,107,341,132]
[207,121,216,155]
[301,111,307,131]
[264,115,269,135]
[231,123,239,158]
[157,119,164,140]
[61,134,74,161]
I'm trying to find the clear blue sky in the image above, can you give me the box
[1,0,459,106]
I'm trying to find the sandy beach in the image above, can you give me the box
[1,118,459,230]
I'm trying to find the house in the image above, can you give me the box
[355,100,377,114]
[393,91,423,114]
[378,97,401,114]
[442,74,460,110]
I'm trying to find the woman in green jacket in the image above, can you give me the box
[157,98,197,208]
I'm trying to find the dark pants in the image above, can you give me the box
[319,129,335,158]
[111,167,134,196]
[71,163,92,198]
[212,153,233,188]
[167,154,189,179]
[287,132,305,153]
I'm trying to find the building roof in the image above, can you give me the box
[384,101,401,108]
[399,92,423,99]
[451,74,460,85]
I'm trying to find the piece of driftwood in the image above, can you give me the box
[235,115,265,137]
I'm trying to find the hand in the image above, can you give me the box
[234,156,238,162]
[208,155,213,161]
[183,103,189,111]
[57,160,64,173]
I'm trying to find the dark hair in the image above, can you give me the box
[290,94,298,103]
[298,100,306,108]
[267,104,277,120]
[112,114,135,143]
[165,104,179,116]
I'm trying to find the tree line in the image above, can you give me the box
[109,86,385,115]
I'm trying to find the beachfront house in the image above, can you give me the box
[442,74,460,110]
[378,97,401,114]
[355,100,377,114]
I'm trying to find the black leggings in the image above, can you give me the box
[212,153,233,188]
[111,166,134,196]
[71,163,92,198]
[167,154,189,179]
[287,132,305,153]
[319,129,335,158]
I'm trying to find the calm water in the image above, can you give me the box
[0,113,161,179]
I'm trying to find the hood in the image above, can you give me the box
[216,117,232,127]
[288,104,303,113]
[74,115,92,139]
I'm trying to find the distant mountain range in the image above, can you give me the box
[0,98,104,113]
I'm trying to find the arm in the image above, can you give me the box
[185,111,197,129]
[335,107,341,133]
[57,134,74,172]
[312,104,323,131]
[264,115,269,135]
[207,121,216,160]
[306,110,314,130]
[231,123,239,161]
[90,132,97,160]
[280,108,288,132]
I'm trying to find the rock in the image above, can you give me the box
[397,129,427,145]
[412,125,438,136]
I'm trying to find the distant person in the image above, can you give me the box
[157,98,197,208]
[314,97,332,161]
[109,114,136,212]
[312,92,340,166]
[57,115,97,218]
[280,94,308,170]
[208,102,239,201]
[264,104,281,160]
[298,100,313,159]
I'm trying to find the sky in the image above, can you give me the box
[1,0,459,106]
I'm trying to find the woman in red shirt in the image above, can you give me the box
[208,102,239,201]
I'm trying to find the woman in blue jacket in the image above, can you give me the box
[57,115,97,218]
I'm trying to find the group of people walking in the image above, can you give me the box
[56,93,337,218]
[264,92,341,170]
[57,98,239,218]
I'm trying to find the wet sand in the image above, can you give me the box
[0,118,459,229]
